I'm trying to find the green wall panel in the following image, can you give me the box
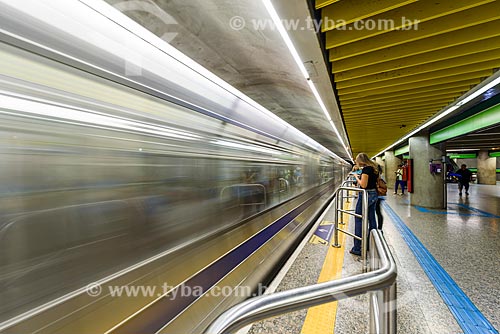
[430,103,500,144]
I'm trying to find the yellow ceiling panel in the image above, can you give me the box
[315,0,500,156]
[330,20,500,70]
[321,0,417,32]
[338,70,493,96]
[315,0,341,10]
[343,104,449,117]
[336,56,500,88]
[334,36,500,80]
[343,98,455,113]
[327,2,500,59]
[339,79,480,102]
[341,89,468,108]
[326,0,492,47]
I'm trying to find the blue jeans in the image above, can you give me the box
[395,180,406,194]
[352,190,378,253]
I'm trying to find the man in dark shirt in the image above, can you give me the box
[456,164,472,196]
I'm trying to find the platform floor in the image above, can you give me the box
[244,182,499,334]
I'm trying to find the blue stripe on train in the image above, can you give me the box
[114,187,330,333]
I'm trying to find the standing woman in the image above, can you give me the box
[350,153,379,256]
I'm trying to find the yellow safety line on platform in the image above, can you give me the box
[301,200,351,334]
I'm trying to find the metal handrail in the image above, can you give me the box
[370,232,398,333]
[204,230,397,334]
[340,178,357,205]
[333,186,370,270]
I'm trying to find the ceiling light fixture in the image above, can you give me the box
[262,0,352,161]
[445,149,480,152]
[373,74,500,158]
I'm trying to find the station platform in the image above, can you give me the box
[239,182,500,334]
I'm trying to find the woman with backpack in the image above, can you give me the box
[350,153,379,256]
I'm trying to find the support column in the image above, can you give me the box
[384,151,400,193]
[409,133,445,209]
[375,157,385,178]
[477,150,496,185]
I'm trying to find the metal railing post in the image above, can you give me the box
[339,187,345,225]
[331,184,369,264]
[344,177,355,204]
[369,231,397,334]
[384,283,397,333]
[361,189,368,271]
[332,191,340,248]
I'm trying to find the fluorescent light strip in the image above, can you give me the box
[446,149,480,152]
[262,0,352,161]
[262,0,309,79]
[373,75,500,158]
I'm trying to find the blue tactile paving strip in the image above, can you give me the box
[415,203,500,218]
[382,201,498,334]
[454,203,500,218]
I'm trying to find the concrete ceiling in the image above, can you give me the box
[103,0,352,160]
[316,0,500,157]
[102,0,500,159]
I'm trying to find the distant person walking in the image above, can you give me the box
[456,164,472,196]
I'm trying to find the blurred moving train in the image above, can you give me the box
[0,1,350,333]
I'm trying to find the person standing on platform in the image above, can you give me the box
[350,153,378,256]
[394,164,407,195]
[456,164,472,196]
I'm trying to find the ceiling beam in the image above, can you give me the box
[321,0,417,32]
[335,37,500,81]
[330,20,500,70]
[337,51,500,87]
[344,103,447,116]
[326,0,492,47]
[341,89,467,108]
[339,79,480,101]
[336,54,500,88]
[338,70,493,96]
[327,2,500,58]
[342,97,456,113]
[315,0,341,10]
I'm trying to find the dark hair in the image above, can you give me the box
[461,164,467,168]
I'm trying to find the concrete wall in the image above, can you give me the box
[384,151,401,192]
[375,156,385,178]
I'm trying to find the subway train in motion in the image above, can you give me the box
[0,1,350,333]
